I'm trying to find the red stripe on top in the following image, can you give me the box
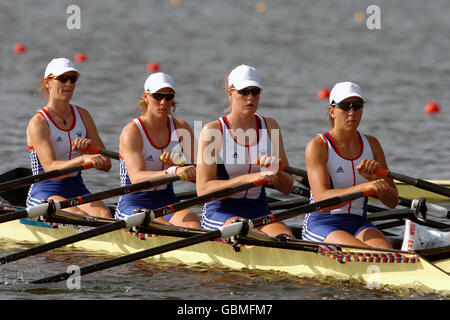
[137,117,171,150]
[325,131,364,161]
[39,105,77,132]
[223,115,259,147]
[243,142,252,198]
[347,160,357,214]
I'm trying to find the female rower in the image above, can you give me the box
[26,58,112,218]
[302,81,398,248]
[196,65,294,239]
[115,72,200,228]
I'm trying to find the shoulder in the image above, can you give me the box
[259,116,280,130]
[120,121,143,144]
[172,117,193,131]
[363,133,383,153]
[28,111,48,129]
[121,120,140,136]
[74,106,95,123]
[202,119,222,131]
[306,134,327,156]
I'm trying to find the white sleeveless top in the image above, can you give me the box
[119,116,184,191]
[29,105,87,176]
[312,131,374,216]
[216,114,272,199]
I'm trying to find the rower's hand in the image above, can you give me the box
[254,154,280,174]
[175,165,196,181]
[363,179,392,198]
[160,151,185,166]
[250,170,278,186]
[357,159,383,181]
[82,154,111,172]
[72,138,94,154]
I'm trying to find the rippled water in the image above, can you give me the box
[0,0,449,300]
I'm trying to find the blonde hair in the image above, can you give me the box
[220,78,233,115]
[38,77,49,101]
[137,92,178,115]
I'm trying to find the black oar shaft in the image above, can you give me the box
[0,210,28,223]
[0,220,126,264]
[252,191,369,228]
[84,146,120,160]
[0,164,90,193]
[0,176,181,225]
[58,176,180,210]
[395,173,450,197]
[375,168,450,198]
[32,230,221,284]
[149,182,258,219]
[2,181,261,264]
[99,149,120,160]
[32,189,372,283]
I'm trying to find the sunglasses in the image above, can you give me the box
[51,74,78,83]
[150,92,175,101]
[331,101,365,111]
[236,87,262,96]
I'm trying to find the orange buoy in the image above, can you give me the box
[424,101,440,114]
[74,52,88,63]
[317,88,330,100]
[13,42,26,55]
[146,61,160,72]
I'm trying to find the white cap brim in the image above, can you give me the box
[45,67,79,77]
[144,72,176,93]
[44,58,79,77]
[329,81,364,104]
[145,82,175,93]
[233,80,262,90]
[330,92,363,104]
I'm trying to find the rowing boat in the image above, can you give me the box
[0,204,448,294]
[395,180,450,202]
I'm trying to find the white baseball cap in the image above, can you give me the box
[44,58,79,77]
[329,81,363,104]
[228,65,263,90]
[144,72,175,93]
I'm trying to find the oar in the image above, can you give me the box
[0,162,94,193]
[83,145,120,160]
[289,167,450,219]
[0,175,184,225]
[0,180,264,265]
[32,188,375,284]
[375,167,450,198]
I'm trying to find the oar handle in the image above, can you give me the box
[375,168,450,197]
[59,175,184,210]
[83,145,120,160]
[0,162,94,192]
[145,180,266,221]
[254,158,308,179]
[252,189,375,228]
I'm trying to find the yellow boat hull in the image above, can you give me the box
[0,218,448,294]
[395,180,450,202]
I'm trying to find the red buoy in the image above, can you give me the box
[13,42,26,55]
[317,88,330,100]
[74,52,88,63]
[146,61,160,72]
[424,101,440,114]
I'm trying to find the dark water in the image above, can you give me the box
[0,0,449,300]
